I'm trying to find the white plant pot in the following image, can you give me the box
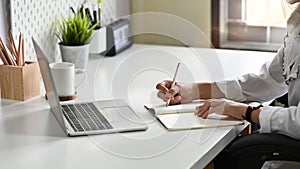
[59,44,90,70]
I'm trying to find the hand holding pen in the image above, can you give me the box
[166,63,181,107]
[156,63,200,105]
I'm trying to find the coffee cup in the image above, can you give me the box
[49,62,85,97]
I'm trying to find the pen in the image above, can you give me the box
[85,8,93,21]
[92,3,101,29]
[98,0,102,27]
[166,63,181,107]
[81,2,93,26]
[70,7,76,14]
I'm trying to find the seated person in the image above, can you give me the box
[156,0,300,168]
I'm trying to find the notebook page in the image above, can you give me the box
[157,113,244,131]
[144,100,204,115]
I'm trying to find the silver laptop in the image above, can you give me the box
[32,38,148,136]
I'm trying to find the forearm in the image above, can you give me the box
[196,82,225,99]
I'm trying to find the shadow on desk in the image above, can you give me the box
[2,109,66,137]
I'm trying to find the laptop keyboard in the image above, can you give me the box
[61,103,113,132]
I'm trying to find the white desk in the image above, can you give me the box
[0,44,276,169]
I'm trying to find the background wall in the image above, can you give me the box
[130,0,211,48]
[0,0,9,44]
[0,1,5,41]
[1,0,210,65]
[0,0,9,64]
[8,0,127,62]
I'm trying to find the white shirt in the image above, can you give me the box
[216,7,300,139]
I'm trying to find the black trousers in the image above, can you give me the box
[214,132,263,169]
[214,132,300,169]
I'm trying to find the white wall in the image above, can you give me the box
[0,0,8,64]
[130,0,211,48]
[0,0,8,44]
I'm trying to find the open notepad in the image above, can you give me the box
[144,101,244,131]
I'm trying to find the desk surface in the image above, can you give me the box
[0,44,276,169]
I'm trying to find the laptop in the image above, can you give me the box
[32,38,148,136]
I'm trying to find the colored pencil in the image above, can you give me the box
[166,63,181,107]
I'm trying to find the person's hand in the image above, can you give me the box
[156,80,199,105]
[195,98,248,120]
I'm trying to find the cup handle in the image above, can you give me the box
[75,69,86,89]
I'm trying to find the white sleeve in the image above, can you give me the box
[259,103,300,139]
[216,79,245,102]
[216,47,288,102]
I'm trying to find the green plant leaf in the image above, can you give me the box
[54,10,98,46]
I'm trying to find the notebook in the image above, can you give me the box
[32,38,148,136]
[144,101,244,131]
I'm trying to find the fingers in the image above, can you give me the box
[170,94,181,105]
[166,84,180,99]
[157,91,166,100]
[195,99,225,118]
[157,91,182,105]
[195,100,211,118]
[156,80,182,104]
[156,80,172,93]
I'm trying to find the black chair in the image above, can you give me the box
[240,93,300,168]
[227,133,300,168]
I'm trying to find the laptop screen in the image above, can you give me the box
[32,38,66,132]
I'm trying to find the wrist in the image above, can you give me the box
[189,83,200,100]
[251,107,261,124]
[242,105,263,124]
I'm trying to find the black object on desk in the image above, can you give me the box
[103,18,133,56]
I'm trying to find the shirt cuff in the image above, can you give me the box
[215,79,246,102]
[259,106,275,133]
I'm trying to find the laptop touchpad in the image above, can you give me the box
[101,107,145,129]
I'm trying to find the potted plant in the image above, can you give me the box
[55,11,97,70]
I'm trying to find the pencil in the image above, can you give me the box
[9,31,18,53]
[0,37,16,66]
[21,35,24,66]
[0,50,9,65]
[166,63,181,107]
[9,31,18,61]
[6,37,18,62]
[18,33,22,66]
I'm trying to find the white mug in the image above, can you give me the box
[49,62,85,97]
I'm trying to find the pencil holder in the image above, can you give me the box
[0,61,40,101]
[89,27,107,54]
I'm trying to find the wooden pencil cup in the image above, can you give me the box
[0,61,40,101]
